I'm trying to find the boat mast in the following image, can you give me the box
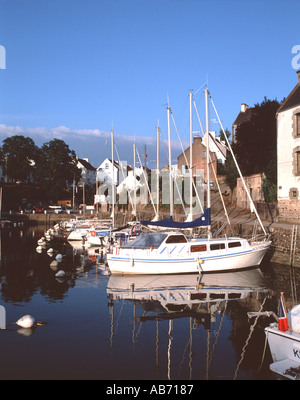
[186,91,193,222]
[205,89,211,237]
[156,124,160,217]
[111,128,115,228]
[167,105,174,217]
[133,142,136,217]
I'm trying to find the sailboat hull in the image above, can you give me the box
[107,239,271,275]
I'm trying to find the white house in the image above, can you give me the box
[95,158,133,205]
[277,70,300,221]
[77,158,96,186]
[201,131,228,165]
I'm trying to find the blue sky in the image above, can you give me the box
[0,0,300,168]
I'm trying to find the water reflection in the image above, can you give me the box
[106,269,274,379]
[0,227,95,304]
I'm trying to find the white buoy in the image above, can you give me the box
[50,260,58,270]
[16,315,35,329]
[55,254,62,261]
[55,270,65,277]
[36,245,43,253]
[47,248,54,254]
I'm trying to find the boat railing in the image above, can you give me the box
[247,234,271,244]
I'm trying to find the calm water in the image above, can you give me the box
[0,224,298,381]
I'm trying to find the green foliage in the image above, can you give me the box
[1,135,82,203]
[224,154,239,193]
[262,158,277,203]
[234,97,280,176]
[35,138,81,201]
[1,135,39,181]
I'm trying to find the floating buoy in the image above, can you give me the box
[47,248,54,254]
[55,270,65,277]
[37,237,46,245]
[16,315,35,329]
[55,254,62,261]
[50,260,58,270]
[36,245,43,253]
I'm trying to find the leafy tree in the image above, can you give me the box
[224,154,239,200]
[233,97,280,176]
[219,128,231,143]
[1,135,39,182]
[35,139,81,201]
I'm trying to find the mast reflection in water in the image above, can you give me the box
[0,226,286,380]
[107,269,274,380]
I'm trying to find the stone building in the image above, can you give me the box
[177,135,217,185]
[277,70,300,222]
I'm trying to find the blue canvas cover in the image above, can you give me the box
[141,208,211,228]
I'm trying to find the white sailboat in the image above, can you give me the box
[106,89,271,275]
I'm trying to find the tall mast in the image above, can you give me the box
[111,128,115,228]
[133,142,136,216]
[156,124,160,217]
[167,105,173,217]
[205,89,211,237]
[186,92,193,221]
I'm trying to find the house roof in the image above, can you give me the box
[78,158,96,171]
[277,80,300,114]
[233,107,254,126]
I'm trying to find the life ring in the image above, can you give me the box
[91,231,97,237]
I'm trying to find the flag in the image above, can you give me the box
[278,292,290,332]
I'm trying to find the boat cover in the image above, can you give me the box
[141,208,211,228]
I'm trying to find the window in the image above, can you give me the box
[191,244,207,252]
[297,151,300,175]
[293,109,300,138]
[293,147,300,176]
[228,241,242,248]
[166,235,187,244]
[210,243,225,251]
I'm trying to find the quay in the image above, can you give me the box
[2,207,300,268]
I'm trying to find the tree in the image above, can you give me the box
[224,154,239,200]
[1,135,39,182]
[219,128,231,143]
[233,97,281,202]
[233,97,280,176]
[35,139,81,201]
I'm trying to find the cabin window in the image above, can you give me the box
[166,235,188,244]
[210,243,225,251]
[191,244,207,252]
[228,241,242,248]
[123,233,167,249]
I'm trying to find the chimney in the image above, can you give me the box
[241,103,249,112]
[297,70,300,85]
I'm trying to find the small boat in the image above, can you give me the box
[248,293,300,380]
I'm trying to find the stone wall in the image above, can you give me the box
[278,199,300,223]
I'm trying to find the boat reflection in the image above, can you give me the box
[106,268,274,379]
[107,268,272,318]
